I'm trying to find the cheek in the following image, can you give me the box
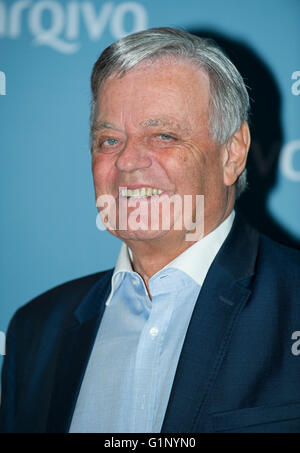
[167,142,223,196]
[160,149,203,193]
[179,146,207,184]
[92,156,116,191]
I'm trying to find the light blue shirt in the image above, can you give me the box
[69,211,235,433]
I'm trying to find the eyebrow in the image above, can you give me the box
[91,122,119,134]
[92,118,190,134]
[139,118,184,130]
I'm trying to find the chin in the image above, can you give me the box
[108,228,171,242]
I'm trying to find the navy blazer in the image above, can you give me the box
[1,214,300,433]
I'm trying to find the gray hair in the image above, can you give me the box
[90,27,250,197]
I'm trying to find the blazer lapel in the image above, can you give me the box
[161,214,260,433]
[46,270,113,433]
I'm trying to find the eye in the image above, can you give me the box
[94,137,121,153]
[158,134,174,141]
[103,138,119,146]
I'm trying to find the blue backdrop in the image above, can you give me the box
[0,0,299,370]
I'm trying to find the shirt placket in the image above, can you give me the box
[132,287,173,433]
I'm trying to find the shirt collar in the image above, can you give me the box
[163,210,235,286]
[105,242,133,306]
[114,241,133,274]
[106,210,235,304]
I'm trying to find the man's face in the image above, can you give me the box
[92,59,229,243]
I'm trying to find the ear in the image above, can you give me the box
[222,121,251,187]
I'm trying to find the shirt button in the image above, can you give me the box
[149,327,159,337]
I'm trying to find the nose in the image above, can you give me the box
[115,138,152,173]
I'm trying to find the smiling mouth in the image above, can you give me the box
[120,187,165,198]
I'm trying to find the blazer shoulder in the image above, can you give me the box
[256,234,300,294]
[13,269,113,328]
[259,233,300,269]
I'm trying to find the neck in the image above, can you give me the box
[129,235,194,279]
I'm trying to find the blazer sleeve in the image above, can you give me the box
[0,311,19,433]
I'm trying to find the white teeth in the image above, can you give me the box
[120,187,165,198]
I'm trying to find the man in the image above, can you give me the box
[1,27,300,433]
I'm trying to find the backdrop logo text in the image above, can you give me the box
[291,71,300,96]
[0,1,148,54]
[0,70,5,95]
[0,331,5,355]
